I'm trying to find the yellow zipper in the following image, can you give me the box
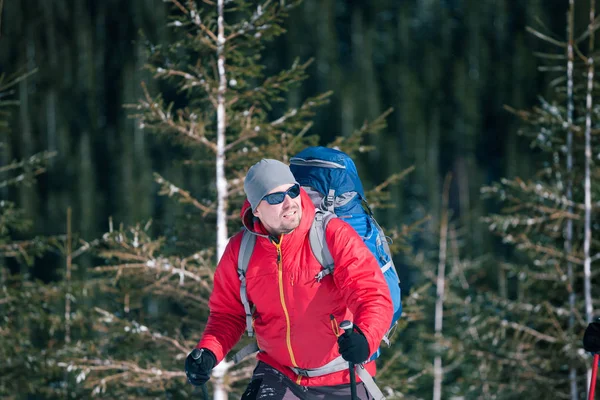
[272,237,300,384]
[330,314,340,337]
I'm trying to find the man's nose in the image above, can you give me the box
[282,193,294,207]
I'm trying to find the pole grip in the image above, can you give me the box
[340,320,354,337]
[339,320,358,400]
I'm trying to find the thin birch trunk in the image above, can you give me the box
[566,2,577,399]
[215,0,228,261]
[65,207,72,344]
[584,0,595,332]
[18,53,35,274]
[211,1,231,398]
[64,207,72,398]
[433,173,451,400]
[0,0,4,38]
[584,0,595,394]
[41,2,57,161]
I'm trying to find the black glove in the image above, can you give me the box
[584,321,600,353]
[338,326,370,364]
[185,348,217,386]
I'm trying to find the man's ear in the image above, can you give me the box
[252,208,260,218]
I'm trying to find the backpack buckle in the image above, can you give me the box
[315,266,333,282]
[324,189,335,212]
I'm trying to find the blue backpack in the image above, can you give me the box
[289,146,402,359]
[236,147,402,362]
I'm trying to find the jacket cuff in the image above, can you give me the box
[196,340,225,363]
[356,323,378,357]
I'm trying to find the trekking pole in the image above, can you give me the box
[340,320,358,400]
[193,384,209,400]
[590,354,600,400]
[193,384,210,400]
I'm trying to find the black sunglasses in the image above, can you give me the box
[262,184,301,205]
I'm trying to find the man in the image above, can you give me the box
[584,320,600,354]
[185,159,393,399]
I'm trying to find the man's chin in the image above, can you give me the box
[279,222,300,235]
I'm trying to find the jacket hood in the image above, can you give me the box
[240,188,316,239]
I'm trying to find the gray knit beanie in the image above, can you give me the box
[244,159,298,210]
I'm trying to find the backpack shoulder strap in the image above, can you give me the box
[364,199,397,277]
[371,216,399,278]
[238,229,256,337]
[367,207,401,346]
[310,209,337,281]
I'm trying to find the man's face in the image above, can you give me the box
[253,183,303,236]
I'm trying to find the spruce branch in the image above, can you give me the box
[574,14,600,45]
[154,173,215,216]
[93,307,191,354]
[64,357,186,393]
[95,224,215,291]
[504,233,583,265]
[137,82,217,151]
[526,26,567,48]
[479,316,559,344]
[328,108,394,155]
[153,67,213,95]
[172,0,220,45]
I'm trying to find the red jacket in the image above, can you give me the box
[198,189,393,386]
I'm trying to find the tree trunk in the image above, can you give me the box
[215,0,228,262]
[566,1,577,399]
[65,207,72,344]
[584,0,595,395]
[433,174,451,400]
[212,1,230,398]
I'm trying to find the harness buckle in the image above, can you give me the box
[293,368,311,377]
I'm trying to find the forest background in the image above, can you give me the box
[2,0,600,399]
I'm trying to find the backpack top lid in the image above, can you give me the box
[289,146,365,201]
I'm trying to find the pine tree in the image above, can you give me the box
[0,70,68,397]
[64,1,412,398]
[461,3,600,397]
[379,179,493,399]
[384,4,600,397]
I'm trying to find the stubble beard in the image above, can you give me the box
[277,210,301,235]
